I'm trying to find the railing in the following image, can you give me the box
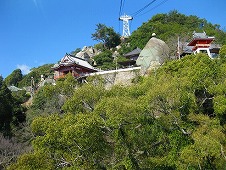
[54,67,141,80]
[54,75,66,79]
[54,72,80,80]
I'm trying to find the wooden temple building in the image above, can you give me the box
[52,53,98,80]
[184,31,220,58]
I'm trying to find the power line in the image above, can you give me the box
[119,0,123,34]
[118,0,169,35]
[135,0,169,18]
[131,0,157,17]
[122,0,125,14]
[119,0,126,16]
[119,0,123,16]
[119,0,126,34]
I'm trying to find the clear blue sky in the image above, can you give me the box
[1,0,226,78]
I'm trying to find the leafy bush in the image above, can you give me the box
[9,53,226,169]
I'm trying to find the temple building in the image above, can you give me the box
[52,53,98,80]
[118,47,141,67]
[187,31,219,58]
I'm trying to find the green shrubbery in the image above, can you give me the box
[8,54,226,169]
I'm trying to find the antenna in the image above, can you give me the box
[119,14,133,37]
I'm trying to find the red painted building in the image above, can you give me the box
[52,53,98,80]
[187,31,215,58]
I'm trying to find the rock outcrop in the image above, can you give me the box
[136,36,170,74]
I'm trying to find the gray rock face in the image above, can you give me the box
[136,37,169,74]
[76,46,98,60]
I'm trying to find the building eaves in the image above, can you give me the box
[124,47,142,57]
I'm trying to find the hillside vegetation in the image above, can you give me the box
[124,10,226,55]
[8,53,226,169]
[1,11,226,169]
[5,64,54,88]
[5,11,226,84]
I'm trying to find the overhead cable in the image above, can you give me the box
[119,0,126,33]
[136,0,169,18]
[131,0,157,17]
[119,0,126,16]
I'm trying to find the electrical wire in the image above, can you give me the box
[119,0,123,16]
[131,0,157,17]
[118,0,126,34]
[118,0,123,33]
[135,0,169,18]
[119,0,126,16]
[122,0,125,15]
[118,0,169,35]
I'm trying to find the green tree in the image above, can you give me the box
[0,76,13,136]
[92,23,121,49]
[27,74,77,122]
[11,89,30,104]
[93,50,115,70]
[4,69,23,87]
[219,44,226,59]
[128,11,226,51]
[62,84,106,114]
[9,53,226,169]
[0,76,26,136]
[18,64,54,88]
[9,114,109,169]
[70,48,81,56]
[179,114,226,169]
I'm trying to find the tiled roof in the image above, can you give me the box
[68,55,94,70]
[53,54,97,71]
[193,31,208,38]
[124,47,142,57]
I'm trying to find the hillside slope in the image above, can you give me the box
[9,53,226,170]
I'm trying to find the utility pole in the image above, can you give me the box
[31,77,35,97]
[177,36,180,59]
[119,14,133,37]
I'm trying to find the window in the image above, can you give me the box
[200,50,208,54]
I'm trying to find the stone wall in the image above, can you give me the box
[88,67,141,89]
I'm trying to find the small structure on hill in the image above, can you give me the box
[38,75,56,87]
[136,34,170,74]
[52,53,98,80]
[118,47,141,67]
[8,85,22,92]
[187,31,218,58]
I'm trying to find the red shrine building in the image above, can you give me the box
[187,31,215,58]
[52,53,98,80]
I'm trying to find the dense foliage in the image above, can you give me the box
[25,74,77,122]
[127,10,226,55]
[93,50,116,70]
[8,54,226,169]
[5,11,226,83]
[0,76,26,136]
[219,45,226,59]
[18,64,54,88]
[4,69,23,87]
[91,11,226,69]
[3,11,226,170]
[92,23,121,49]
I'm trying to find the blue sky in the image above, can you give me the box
[1,0,226,78]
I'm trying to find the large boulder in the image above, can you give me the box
[136,36,170,74]
[76,46,98,60]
